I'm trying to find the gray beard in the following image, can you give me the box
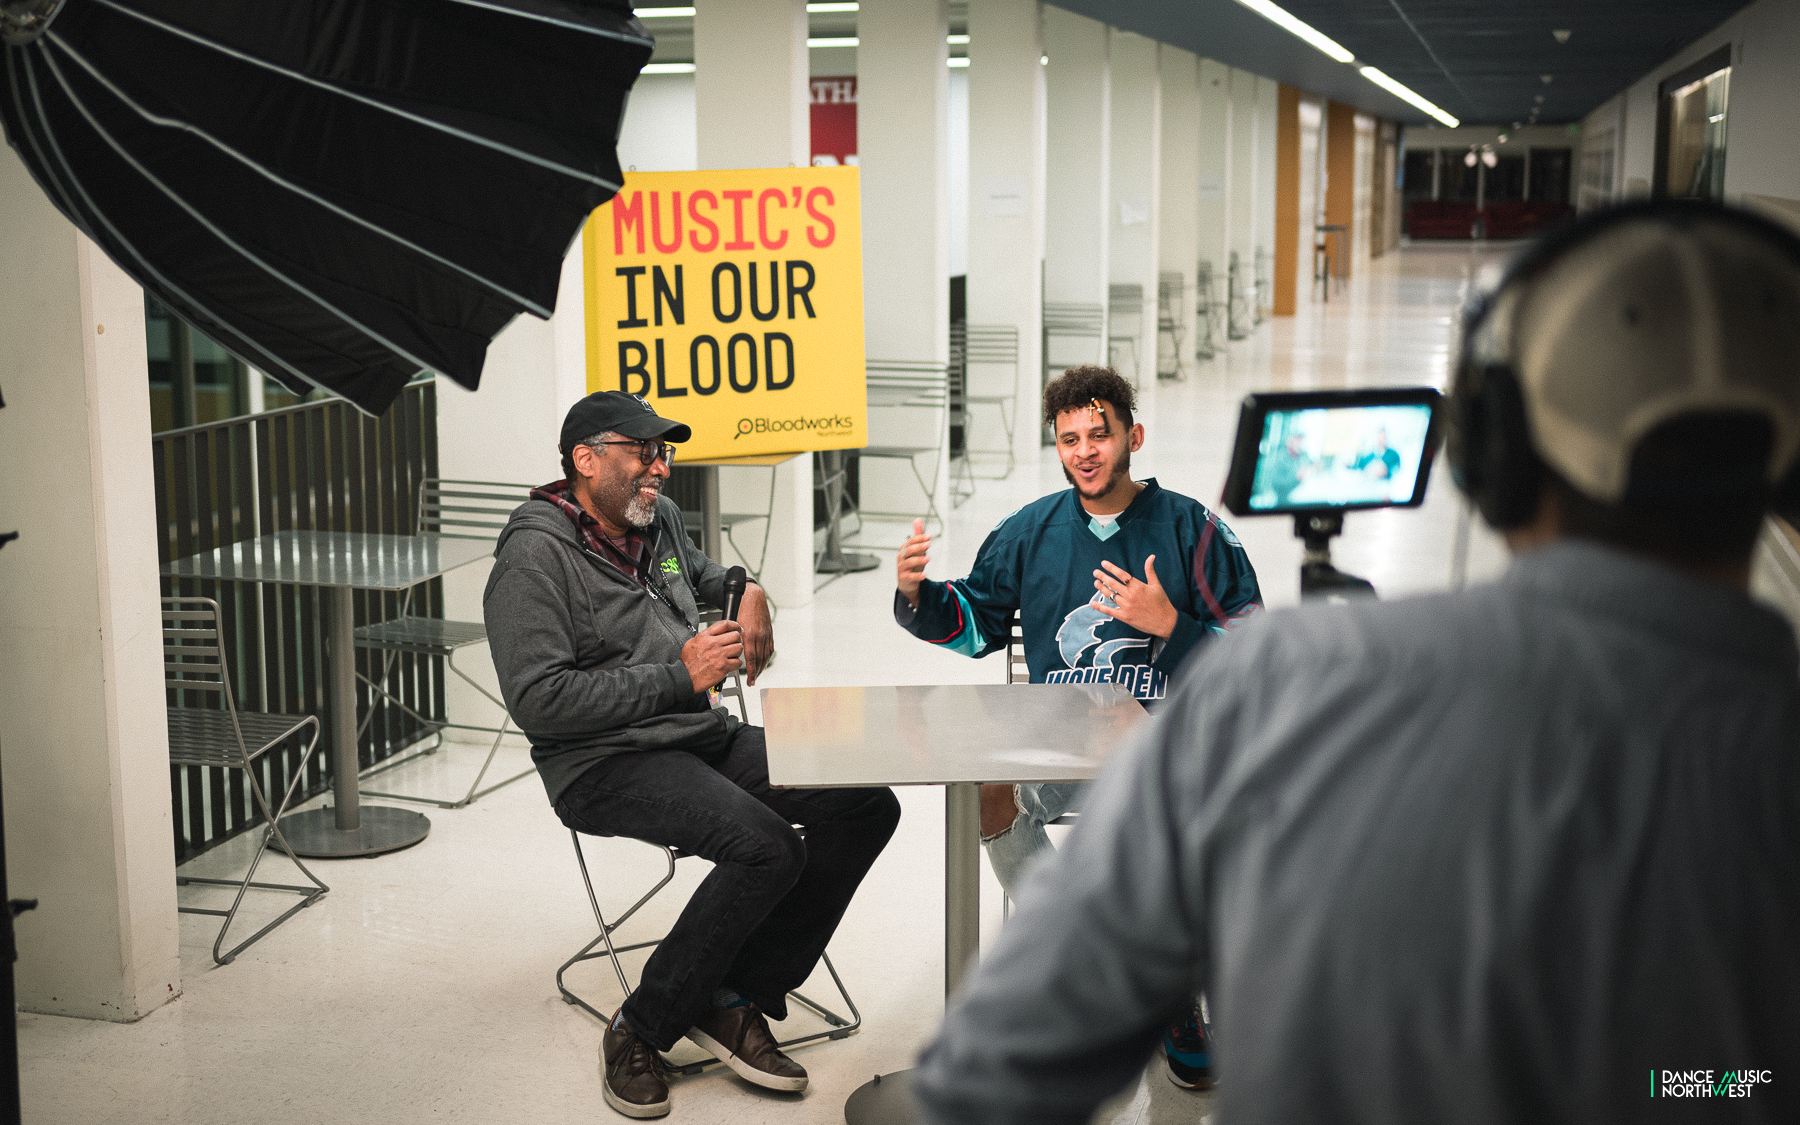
[597,471,661,529]
[624,486,659,529]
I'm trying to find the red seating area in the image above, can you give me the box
[1481,200,1576,240]
[1406,200,1577,241]
[1406,200,1478,239]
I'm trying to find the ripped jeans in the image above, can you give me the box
[982,781,1085,897]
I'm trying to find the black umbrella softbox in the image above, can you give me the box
[2,0,652,415]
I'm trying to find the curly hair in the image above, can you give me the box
[1042,365,1136,431]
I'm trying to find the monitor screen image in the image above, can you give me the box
[1247,402,1435,512]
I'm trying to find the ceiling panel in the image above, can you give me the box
[1049,0,1751,125]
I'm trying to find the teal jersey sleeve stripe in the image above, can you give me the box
[943,583,989,657]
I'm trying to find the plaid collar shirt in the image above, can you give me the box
[530,480,646,586]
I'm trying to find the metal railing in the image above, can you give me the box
[154,381,441,863]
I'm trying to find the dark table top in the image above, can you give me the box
[761,683,1148,789]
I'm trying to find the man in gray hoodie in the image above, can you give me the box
[484,391,900,1119]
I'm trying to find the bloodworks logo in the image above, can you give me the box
[1654,1069,1773,1099]
[735,413,854,439]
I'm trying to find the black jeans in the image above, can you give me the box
[554,725,901,1051]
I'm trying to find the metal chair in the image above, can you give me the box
[1194,259,1221,361]
[1108,283,1145,386]
[355,478,534,810]
[165,597,329,965]
[1156,272,1187,382]
[554,670,862,1075]
[856,359,952,536]
[1042,302,1105,444]
[963,324,1021,479]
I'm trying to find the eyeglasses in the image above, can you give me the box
[590,438,677,466]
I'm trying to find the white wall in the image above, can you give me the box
[617,73,700,173]
[1589,0,1800,206]
[1108,31,1161,389]
[1255,75,1280,309]
[1196,58,1232,300]
[966,0,1047,467]
[858,0,952,517]
[1158,48,1202,376]
[1227,68,1259,299]
[1043,6,1110,345]
[948,67,970,279]
[0,144,181,1021]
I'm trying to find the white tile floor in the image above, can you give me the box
[21,241,1520,1125]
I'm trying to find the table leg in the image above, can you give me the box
[816,450,879,576]
[701,464,723,563]
[277,586,431,858]
[844,782,982,1124]
[944,782,980,995]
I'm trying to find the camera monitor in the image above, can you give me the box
[1221,387,1443,518]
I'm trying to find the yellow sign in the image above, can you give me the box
[583,167,866,460]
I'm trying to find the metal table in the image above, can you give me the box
[163,531,494,857]
[762,682,1147,1124]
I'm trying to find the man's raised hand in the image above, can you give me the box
[681,620,743,692]
[898,517,931,608]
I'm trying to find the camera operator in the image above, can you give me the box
[913,201,1800,1124]
[484,391,900,1119]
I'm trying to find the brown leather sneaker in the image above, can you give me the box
[602,1011,671,1118]
[687,1003,808,1092]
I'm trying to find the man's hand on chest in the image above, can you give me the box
[1091,555,1179,640]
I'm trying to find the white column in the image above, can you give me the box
[693,0,816,606]
[0,144,180,1020]
[1196,58,1232,323]
[1158,47,1201,380]
[967,0,1047,470]
[1228,67,1259,321]
[1107,31,1160,392]
[1256,75,1281,317]
[858,0,952,519]
[1043,7,1110,401]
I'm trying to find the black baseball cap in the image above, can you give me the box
[559,391,692,454]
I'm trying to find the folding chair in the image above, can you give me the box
[1108,283,1145,386]
[355,478,534,810]
[1156,272,1187,382]
[963,325,1021,479]
[165,597,329,965]
[554,663,862,1075]
[857,359,952,536]
[1042,302,1105,444]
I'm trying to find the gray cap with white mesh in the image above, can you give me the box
[1473,213,1800,503]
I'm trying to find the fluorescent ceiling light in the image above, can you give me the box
[635,6,694,17]
[1234,0,1354,64]
[807,3,859,11]
[1358,66,1459,127]
[947,34,969,44]
[641,62,696,73]
[808,36,858,47]
[948,57,969,67]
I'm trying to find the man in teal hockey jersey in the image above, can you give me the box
[894,365,1261,1089]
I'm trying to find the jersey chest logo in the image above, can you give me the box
[1047,593,1165,699]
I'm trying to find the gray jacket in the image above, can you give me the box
[483,492,740,804]
[915,540,1800,1124]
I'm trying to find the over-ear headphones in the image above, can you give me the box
[1446,199,1800,529]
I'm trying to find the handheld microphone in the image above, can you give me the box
[722,566,748,623]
